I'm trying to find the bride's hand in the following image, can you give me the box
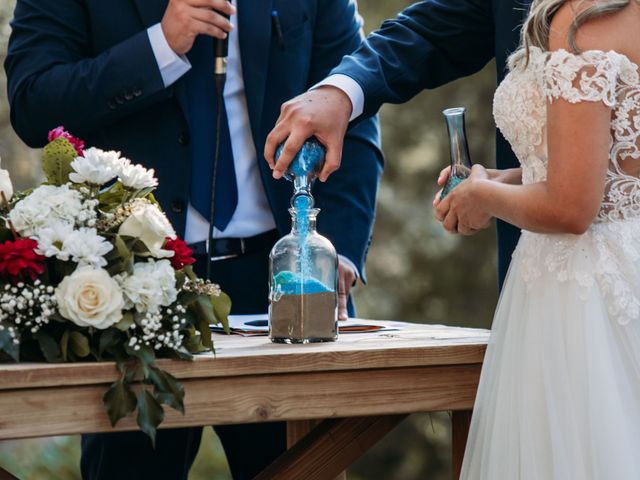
[435,164,492,235]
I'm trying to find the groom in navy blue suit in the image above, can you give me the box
[267,0,531,286]
[5,0,382,478]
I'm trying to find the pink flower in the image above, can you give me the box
[48,126,84,156]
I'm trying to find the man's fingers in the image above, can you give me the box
[319,139,343,182]
[188,0,236,15]
[338,273,348,321]
[191,7,234,33]
[273,132,308,179]
[264,122,287,168]
[190,18,228,39]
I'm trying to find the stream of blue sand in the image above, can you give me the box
[274,139,334,295]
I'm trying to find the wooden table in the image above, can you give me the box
[0,320,489,479]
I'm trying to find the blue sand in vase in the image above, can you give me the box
[272,271,334,295]
[440,175,465,200]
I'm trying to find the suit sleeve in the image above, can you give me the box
[332,0,496,119]
[309,0,384,282]
[4,0,170,148]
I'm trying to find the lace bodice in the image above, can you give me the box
[494,47,640,222]
[494,48,640,325]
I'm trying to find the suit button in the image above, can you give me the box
[133,88,142,97]
[171,200,185,213]
[124,91,134,101]
[178,132,190,146]
[115,95,125,105]
[107,100,117,110]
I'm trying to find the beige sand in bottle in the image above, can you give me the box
[270,291,337,343]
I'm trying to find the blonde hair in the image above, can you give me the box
[511,0,631,68]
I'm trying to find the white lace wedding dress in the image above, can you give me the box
[460,47,640,479]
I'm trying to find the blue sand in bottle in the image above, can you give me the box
[440,175,465,200]
[273,271,333,295]
[275,137,325,179]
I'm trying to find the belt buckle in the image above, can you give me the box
[210,253,240,262]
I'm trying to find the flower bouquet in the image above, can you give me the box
[0,127,230,443]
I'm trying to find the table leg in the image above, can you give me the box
[452,409,472,480]
[256,415,407,480]
[287,420,346,480]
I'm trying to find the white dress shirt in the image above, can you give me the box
[314,74,365,121]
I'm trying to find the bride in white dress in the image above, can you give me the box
[435,1,640,478]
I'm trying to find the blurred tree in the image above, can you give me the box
[0,0,500,478]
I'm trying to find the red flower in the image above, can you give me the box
[0,239,46,282]
[164,237,195,270]
[48,126,84,156]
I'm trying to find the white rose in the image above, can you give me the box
[69,147,121,185]
[55,266,125,329]
[0,168,13,202]
[118,202,176,258]
[118,259,177,313]
[118,161,158,190]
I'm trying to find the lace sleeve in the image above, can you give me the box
[542,50,621,107]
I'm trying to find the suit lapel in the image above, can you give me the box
[238,0,273,143]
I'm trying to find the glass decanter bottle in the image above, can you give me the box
[269,138,338,344]
[440,107,473,199]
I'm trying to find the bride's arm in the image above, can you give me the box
[436,7,619,235]
[439,83,611,234]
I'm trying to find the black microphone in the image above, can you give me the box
[207,0,232,279]
[213,1,231,95]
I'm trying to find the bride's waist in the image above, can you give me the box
[520,216,640,243]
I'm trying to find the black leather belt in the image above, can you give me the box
[189,229,279,262]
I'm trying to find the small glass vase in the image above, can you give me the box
[269,208,338,344]
[440,107,473,199]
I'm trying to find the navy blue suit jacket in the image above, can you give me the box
[331,0,530,285]
[5,0,383,280]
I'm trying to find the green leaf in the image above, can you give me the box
[99,328,123,357]
[125,344,156,377]
[114,312,134,332]
[103,377,137,427]
[42,137,77,186]
[60,330,70,361]
[114,235,133,263]
[148,366,185,414]
[212,292,232,333]
[98,182,126,211]
[191,296,214,349]
[0,328,19,361]
[35,331,63,362]
[69,331,90,358]
[137,389,165,447]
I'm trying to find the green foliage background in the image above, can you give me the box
[0,1,499,478]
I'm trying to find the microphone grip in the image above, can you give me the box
[214,36,229,59]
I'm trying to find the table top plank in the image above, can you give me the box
[0,321,489,390]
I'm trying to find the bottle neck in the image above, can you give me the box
[290,208,319,234]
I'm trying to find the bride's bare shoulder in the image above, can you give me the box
[549,0,640,60]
